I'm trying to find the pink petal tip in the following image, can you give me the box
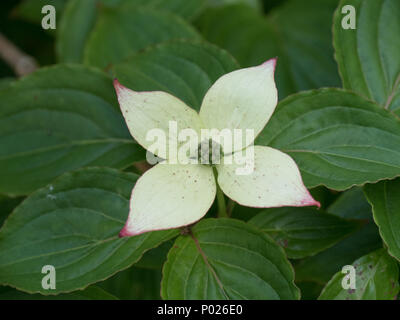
[113,78,125,93]
[119,225,133,238]
[261,57,277,73]
[301,195,321,209]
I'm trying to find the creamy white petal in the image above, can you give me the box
[114,80,202,161]
[216,146,320,208]
[199,58,278,153]
[120,163,216,236]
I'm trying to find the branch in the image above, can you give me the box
[0,32,38,76]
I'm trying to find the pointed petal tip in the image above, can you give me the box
[118,226,131,238]
[113,78,126,93]
[301,194,321,208]
[261,57,277,72]
[118,225,143,238]
[113,78,120,88]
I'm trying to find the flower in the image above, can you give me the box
[114,58,320,237]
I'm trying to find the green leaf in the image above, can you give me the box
[99,266,162,299]
[56,0,206,63]
[0,285,118,300]
[364,178,400,262]
[0,64,145,196]
[134,240,172,269]
[328,187,372,220]
[84,6,200,69]
[113,40,239,110]
[295,187,382,284]
[118,0,207,20]
[334,0,400,114]
[256,89,400,190]
[319,249,399,300]
[296,281,324,300]
[0,167,178,294]
[207,0,262,10]
[0,77,14,91]
[295,223,382,284]
[56,0,99,63]
[248,207,361,259]
[161,218,299,300]
[0,195,24,228]
[13,0,67,26]
[197,0,341,99]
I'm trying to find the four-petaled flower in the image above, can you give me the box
[114,58,320,237]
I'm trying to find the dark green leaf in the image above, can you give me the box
[113,40,239,110]
[13,0,67,26]
[0,65,145,196]
[0,195,24,228]
[295,187,382,284]
[319,249,399,300]
[334,0,400,114]
[248,207,360,259]
[364,178,400,261]
[99,266,162,299]
[296,281,323,300]
[57,0,206,64]
[161,218,299,300]
[118,0,207,20]
[256,89,400,190]
[0,167,178,294]
[197,0,340,99]
[57,0,99,63]
[0,285,118,300]
[328,187,371,220]
[134,240,172,269]
[207,0,262,10]
[0,77,14,91]
[84,7,200,69]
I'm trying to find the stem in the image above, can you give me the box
[216,185,228,218]
[227,199,235,217]
[213,167,228,218]
[0,32,38,76]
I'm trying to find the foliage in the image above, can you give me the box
[0,0,399,300]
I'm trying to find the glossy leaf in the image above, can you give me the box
[295,188,382,284]
[84,7,200,69]
[0,167,178,294]
[197,0,340,99]
[256,89,400,190]
[328,187,372,220]
[0,65,145,196]
[319,249,399,300]
[334,0,400,114]
[56,0,99,63]
[364,178,400,261]
[57,0,206,63]
[161,218,300,300]
[113,40,239,110]
[248,207,360,259]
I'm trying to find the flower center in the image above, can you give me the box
[197,139,222,165]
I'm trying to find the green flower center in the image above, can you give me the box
[198,139,222,165]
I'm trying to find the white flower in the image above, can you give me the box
[114,58,319,237]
